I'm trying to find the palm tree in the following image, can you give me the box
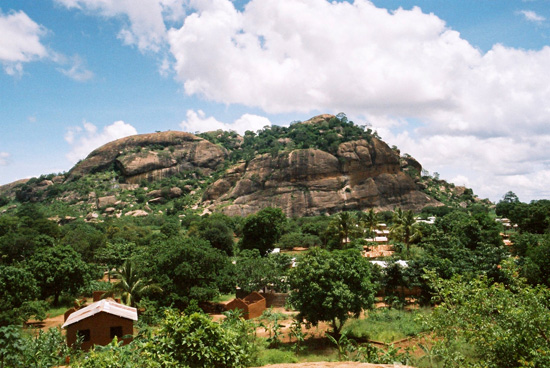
[357,208,378,238]
[329,212,356,248]
[103,260,162,307]
[390,208,422,254]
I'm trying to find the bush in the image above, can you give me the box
[277,232,320,249]
[343,308,429,343]
[144,310,256,367]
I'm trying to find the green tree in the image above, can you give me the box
[288,248,376,334]
[234,250,291,294]
[240,207,286,256]
[0,325,26,368]
[139,237,234,308]
[94,241,135,281]
[60,221,106,262]
[27,244,93,305]
[104,260,162,307]
[142,310,255,368]
[428,263,550,367]
[390,208,422,254]
[328,212,357,249]
[0,265,45,326]
[495,190,520,218]
[194,216,235,256]
[357,208,378,238]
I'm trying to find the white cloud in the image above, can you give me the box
[180,110,271,135]
[55,0,186,52]
[168,0,480,114]
[65,120,138,163]
[0,152,10,166]
[57,54,94,81]
[165,0,550,201]
[44,0,550,201]
[519,10,545,22]
[0,10,48,75]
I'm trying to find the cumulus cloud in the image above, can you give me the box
[0,10,48,75]
[180,110,271,135]
[55,0,186,52]
[164,0,550,201]
[519,10,545,22]
[65,120,138,163]
[168,0,480,114]
[0,152,10,166]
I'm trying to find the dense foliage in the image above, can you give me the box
[137,236,235,308]
[288,247,376,334]
[240,207,287,256]
[428,264,550,368]
[199,113,377,163]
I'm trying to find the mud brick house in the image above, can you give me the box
[62,298,138,351]
[225,292,266,320]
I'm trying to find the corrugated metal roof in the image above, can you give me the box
[62,299,138,328]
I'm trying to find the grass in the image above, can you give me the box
[343,307,431,343]
[211,293,235,303]
[45,305,70,318]
[256,349,298,365]
[255,337,339,366]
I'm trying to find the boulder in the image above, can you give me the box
[67,131,227,184]
[125,209,149,217]
[98,195,117,208]
[207,137,440,217]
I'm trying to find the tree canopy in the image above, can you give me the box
[288,248,376,334]
[0,265,45,326]
[26,244,94,305]
[240,207,287,256]
[428,264,550,368]
[138,237,235,308]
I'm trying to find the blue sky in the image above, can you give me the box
[1,0,550,202]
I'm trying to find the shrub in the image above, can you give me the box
[144,310,256,367]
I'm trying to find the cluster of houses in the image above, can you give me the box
[58,214,516,351]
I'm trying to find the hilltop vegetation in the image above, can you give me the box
[0,113,479,220]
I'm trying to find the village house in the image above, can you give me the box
[62,298,138,351]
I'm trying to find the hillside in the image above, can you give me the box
[0,114,481,219]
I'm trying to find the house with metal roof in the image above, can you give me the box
[62,298,138,350]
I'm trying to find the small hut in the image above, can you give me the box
[62,299,137,351]
[225,292,266,320]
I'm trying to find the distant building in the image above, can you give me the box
[62,299,138,351]
[225,292,266,320]
[415,216,436,225]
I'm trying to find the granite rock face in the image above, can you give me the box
[67,131,227,183]
[204,138,440,217]
[1,116,447,217]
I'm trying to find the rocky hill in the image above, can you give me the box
[0,114,480,219]
[204,138,438,217]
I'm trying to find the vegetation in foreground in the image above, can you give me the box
[1,188,550,367]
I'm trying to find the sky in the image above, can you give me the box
[1,0,550,203]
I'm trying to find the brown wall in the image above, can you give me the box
[66,312,134,351]
[246,298,266,319]
[259,292,288,308]
[377,286,421,297]
[225,295,267,320]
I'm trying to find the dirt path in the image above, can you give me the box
[255,363,415,368]
[26,313,65,331]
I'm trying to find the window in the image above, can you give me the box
[110,326,123,339]
[77,329,90,342]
